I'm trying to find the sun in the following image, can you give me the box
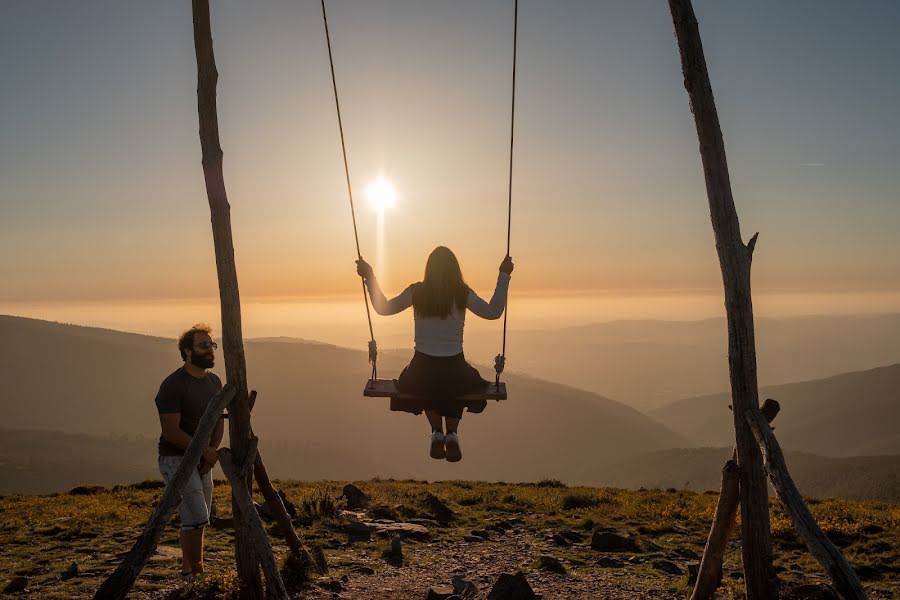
[366,176,396,214]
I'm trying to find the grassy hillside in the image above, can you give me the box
[1,480,897,599]
[650,364,900,456]
[0,315,685,486]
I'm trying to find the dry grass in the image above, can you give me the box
[0,480,897,599]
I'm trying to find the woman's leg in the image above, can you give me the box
[426,410,446,459]
[445,416,460,434]
[425,410,443,432]
[444,414,462,462]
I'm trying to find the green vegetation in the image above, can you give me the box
[0,480,897,599]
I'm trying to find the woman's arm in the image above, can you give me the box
[365,277,414,316]
[467,272,511,320]
[357,257,413,315]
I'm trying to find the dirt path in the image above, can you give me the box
[286,519,692,599]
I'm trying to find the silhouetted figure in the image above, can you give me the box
[155,323,225,579]
[357,246,513,462]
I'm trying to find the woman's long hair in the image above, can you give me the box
[412,246,469,318]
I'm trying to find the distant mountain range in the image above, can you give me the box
[3,314,898,500]
[651,364,900,456]
[0,315,684,488]
[373,314,900,410]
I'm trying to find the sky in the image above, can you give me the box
[1,1,898,335]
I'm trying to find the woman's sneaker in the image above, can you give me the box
[430,431,446,459]
[444,432,462,462]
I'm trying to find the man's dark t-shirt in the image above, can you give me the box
[155,367,223,456]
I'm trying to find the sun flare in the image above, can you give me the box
[366,176,396,213]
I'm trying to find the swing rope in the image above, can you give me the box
[320,0,378,383]
[321,0,517,391]
[494,0,518,388]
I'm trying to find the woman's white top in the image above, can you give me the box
[365,272,511,357]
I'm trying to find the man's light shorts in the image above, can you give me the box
[158,455,213,531]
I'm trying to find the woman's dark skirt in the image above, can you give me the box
[397,351,489,419]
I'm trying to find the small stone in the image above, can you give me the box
[312,545,329,574]
[342,484,370,510]
[536,555,567,574]
[463,535,483,543]
[345,520,371,541]
[471,529,491,539]
[318,578,344,592]
[3,577,27,593]
[551,533,570,546]
[61,561,79,580]
[590,530,641,553]
[558,529,585,543]
[352,565,375,575]
[597,557,624,568]
[365,521,431,541]
[427,584,457,600]
[487,572,537,600]
[382,535,403,565]
[451,575,480,599]
[652,559,682,575]
[670,546,700,560]
[423,493,455,522]
[408,518,441,528]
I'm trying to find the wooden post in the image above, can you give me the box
[94,385,236,600]
[219,448,290,600]
[191,1,262,597]
[667,1,778,597]
[746,409,868,600]
[254,451,325,574]
[692,399,780,600]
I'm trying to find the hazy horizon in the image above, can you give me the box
[3,288,900,349]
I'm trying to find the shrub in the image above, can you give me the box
[299,486,343,521]
[535,479,568,489]
[562,493,600,510]
[69,485,106,496]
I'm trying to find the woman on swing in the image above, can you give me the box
[356,247,513,462]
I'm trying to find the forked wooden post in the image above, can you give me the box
[219,446,290,600]
[94,386,236,600]
[667,1,778,597]
[746,409,868,600]
[692,399,780,600]
[254,449,324,574]
[192,0,263,596]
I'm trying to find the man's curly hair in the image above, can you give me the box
[178,323,213,360]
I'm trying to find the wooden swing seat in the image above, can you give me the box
[363,378,507,415]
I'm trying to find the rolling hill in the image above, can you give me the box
[322,314,900,411]
[650,364,900,456]
[0,315,686,488]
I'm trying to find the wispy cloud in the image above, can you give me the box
[800,163,825,166]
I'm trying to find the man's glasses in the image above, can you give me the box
[196,341,218,351]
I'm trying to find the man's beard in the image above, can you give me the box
[191,353,214,369]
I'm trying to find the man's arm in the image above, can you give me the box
[159,412,219,473]
[159,412,193,450]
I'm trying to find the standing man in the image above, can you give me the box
[155,323,225,580]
